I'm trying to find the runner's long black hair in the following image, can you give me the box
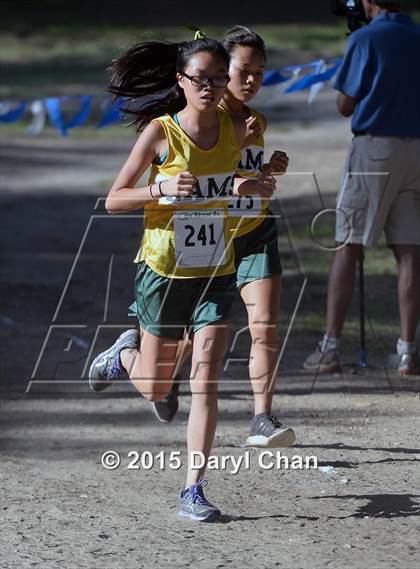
[222,25,266,61]
[109,38,230,131]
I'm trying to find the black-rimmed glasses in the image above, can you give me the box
[180,72,230,88]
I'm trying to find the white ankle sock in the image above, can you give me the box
[396,338,416,355]
[321,335,340,353]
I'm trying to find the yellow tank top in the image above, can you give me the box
[226,107,268,238]
[135,108,241,279]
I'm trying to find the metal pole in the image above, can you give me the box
[358,248,367,368]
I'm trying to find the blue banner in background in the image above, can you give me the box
[261,70,291,86]
[0,102,26,123]
[44,95,91,136]
[0,58,342,135]
[285,60,341,93]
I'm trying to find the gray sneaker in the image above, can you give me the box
[245,412,296,448]
[88,329,139,392]
[303,343,342,373]
[398,352,420,377]
[178,480,221,522]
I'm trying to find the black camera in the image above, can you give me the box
[331,0,368,32]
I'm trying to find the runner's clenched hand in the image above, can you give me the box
[160,172,196,197]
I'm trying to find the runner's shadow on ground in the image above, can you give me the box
[216,494,420,523]
[310,493,420,519]
[212,513,319,524]
[294,443,420,454]
[316,458,418,468]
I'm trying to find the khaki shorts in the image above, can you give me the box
[335,135,420,247]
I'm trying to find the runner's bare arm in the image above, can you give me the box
[255,112,289,175]
[231,115,248,149]
[105,121,164,213]
[229,114,277,198]
[233,174,276,198]
[105,122,195,213]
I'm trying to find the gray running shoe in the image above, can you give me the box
[88,329,139,392]
[303,343,342,373]
[178,480,221,522]
[245,412,296,448]
[398,352,420,377]
[152,374,180,423]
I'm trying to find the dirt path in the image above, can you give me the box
[1,393,419,568]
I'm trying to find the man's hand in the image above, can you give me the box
[337,92,357,117]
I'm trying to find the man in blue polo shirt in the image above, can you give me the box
[304,0,420,376]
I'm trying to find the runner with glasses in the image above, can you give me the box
[179,72,230,88]
[87,35,276,521]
